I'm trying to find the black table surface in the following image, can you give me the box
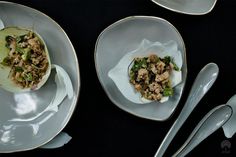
[1,0,236,157]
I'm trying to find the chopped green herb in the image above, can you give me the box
[162,56,171,65]
[129,71,135,81]
[163,88,173,96]
[1,57,12,66]
[16,35,26,43]
[131,58,148,72]
[171,59,180,71]
[162,56,180,71]
[15,66,24,72]
[21,48,31,61]
[16,46,24,54]
[24,73,33,81]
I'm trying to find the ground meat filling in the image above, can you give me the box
[1,31,49,89]
[129,54,179,101]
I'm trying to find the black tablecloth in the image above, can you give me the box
[1,0,236,156]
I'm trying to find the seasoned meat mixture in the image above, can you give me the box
[129,54,179,101]
[1,31,49,89]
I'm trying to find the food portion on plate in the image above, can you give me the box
[0,27,51,92]
[129,54,179,102]
[108,39,182,104]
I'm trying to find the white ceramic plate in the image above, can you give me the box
[95,16,187,121]
[0,1,80,152]
[151,0,217,15]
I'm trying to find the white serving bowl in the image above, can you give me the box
[95,16,187,121]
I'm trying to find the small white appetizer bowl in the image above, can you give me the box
[95,16,187,121]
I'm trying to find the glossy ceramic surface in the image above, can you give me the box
[155,63,219,157]
[151,0,217,15]
[223,94,236,138]
[95,16,187,121]
[173,105,232,157]
[0,1,80,152]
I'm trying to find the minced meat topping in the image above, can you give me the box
[1,31,49,89]
[129,54,179,101]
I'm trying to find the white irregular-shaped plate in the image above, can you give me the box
[95,16,187,121]
[151,0,217,15]
[0,1,80,153]
[108,39,182,104]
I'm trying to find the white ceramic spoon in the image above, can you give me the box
[172,104,232,157]
[223,94,236,138]
[39,65,73,149]
[154,63,219,157]
[173,94,236,156]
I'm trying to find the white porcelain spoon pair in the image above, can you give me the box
[175,93,236,157]
[173,104,232,157]
[155,63,236,157]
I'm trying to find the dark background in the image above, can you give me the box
[1,0,236,156]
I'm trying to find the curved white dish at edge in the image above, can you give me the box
[95,16,187,121]
[151,0,217,15]
[0,1,80,153]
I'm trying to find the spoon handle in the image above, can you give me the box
[154,63,219,157]
[173,105,232,157]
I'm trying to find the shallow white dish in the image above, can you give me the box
[95,16,187,121]
[151,0,217,15]
[0,1,80,152]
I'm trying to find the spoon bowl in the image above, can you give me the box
[173,104,232,157]
[223,94,236,138]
